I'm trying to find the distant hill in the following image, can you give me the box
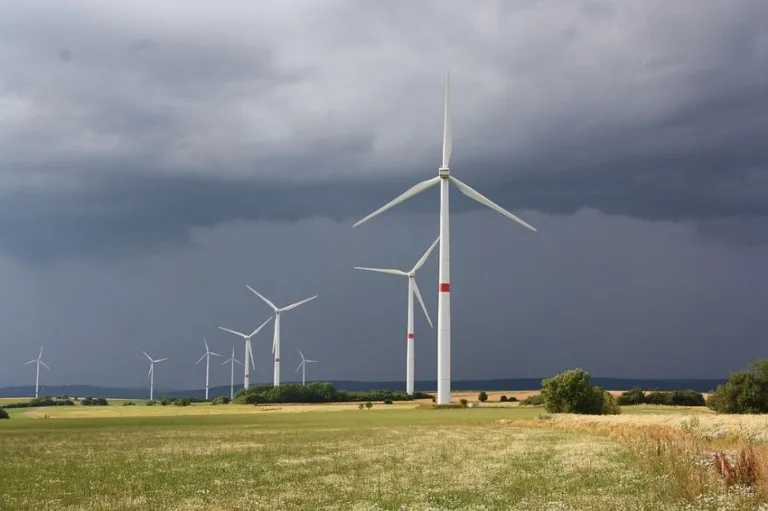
[0,377,726,400]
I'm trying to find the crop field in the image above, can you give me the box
[2,401,767,510]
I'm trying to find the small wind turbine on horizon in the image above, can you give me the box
[353,72,537,405]
[355,237,439,395]
[24,346,49,398]
[196,338,221,401]
[218,317,272,390]
[221,346,244,400]
[295,348,318,386]
[143,351,168,401]
[246,286,317,387]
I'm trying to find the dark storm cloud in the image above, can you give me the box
[1,0,768,263]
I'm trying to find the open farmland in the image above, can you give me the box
[2,402,766,510]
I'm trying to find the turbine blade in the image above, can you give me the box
[353,267,408,276]
[196,353,206,365]
[248,342,256,371]
[142,351,153,361]
[148,364,153,378]
[295,361,303,373]
[282,295,317,312]
[246,286,278,310]
[204,338,209,352]
[442,71,452,169]
[450,176,536,232]
[306,360,318,363]
[353,176,441,227]
[221,358,233,365]
[219,326,247,339]
[298,348,305,362]
[248,316,273,338]
[209,351,221,357]
[156,358,168,363]
[234,359,244,366]
[40,361,51,370]
[412,278,433,328]
[25,360,36,365]
[39,346,44,359]
[412,236,440,272]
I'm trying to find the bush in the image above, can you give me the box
[541,368,619,415]
[521,394,545,406]
[145,400,158,406]
[478,391,488,403]
[358,403,364,409]
[383,399,393,405]
[159,396,172,406]
[212,396,230,405]
[617,387,645,406]
[499,395,508,402]
[459,398,468,407]
[365,402,373,409]
[507,396,518,402]
[601,392,621,415]
[174,397,191,407]
[0,408,9,419]
[708,360,768,414]
[81,397,109,406]
[122,401,136,406]
[232,383,433,406]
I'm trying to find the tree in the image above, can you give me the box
[708,360,768,414]
[478,391,488,402]
[541,368,619,415]
[0,408,9,419]
[617,387,645,406]
[365,402,373,409]
[499,395,508,402]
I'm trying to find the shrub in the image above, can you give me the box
[145,400,157,406]
[81,397,109,406]
[507,396,518,402]
[0,408,9,419]
[617,387,645,406]
[478,391,488,403]
[708,360,768,414]
[212,396,230,405]
[159,396,172,406]
[122,401,136,406]
[541,368,618,415]
[365,402,373,409]
[459,398,468,407]
[499,395,508,402]
[174,397,191,407]
[601,392,621,415]
[383,399,393,405]
[521,394,544,406]
[358,403,364,410]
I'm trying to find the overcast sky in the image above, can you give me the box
[1,0,768,390]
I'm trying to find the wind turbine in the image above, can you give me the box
[196,338,221,400]
[355,236,439,395]
[221,346,244,400]
[24,346,49,398]
[353,72,536,405]
[218,316,272,390]
[143,351,168,401]
[246,286,318,387]
[295,348,318,386]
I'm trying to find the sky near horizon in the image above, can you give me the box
[1,0,768,389]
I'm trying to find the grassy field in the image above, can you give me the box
[4,400,768,510]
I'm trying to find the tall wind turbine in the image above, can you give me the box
[218,317,272,390]
[353,72,536,404]
[196,338,221,400]
[355,237,439,395]
[221,346,244,400]
[246,286,318,387]
[295,348,318,386]
[143,351,168,401]
[24,346,49,398]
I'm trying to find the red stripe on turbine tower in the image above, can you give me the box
[408,333,415,339]
[275,358,280,362]
[439,283,450,292]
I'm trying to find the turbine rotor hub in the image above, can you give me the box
[438,167,450,177]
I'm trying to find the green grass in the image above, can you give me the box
[0,405,718,510]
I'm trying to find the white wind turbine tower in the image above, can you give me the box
[355,237,439,395]
[295,348,318,386]
[246,286,318,387]
[221,346,244,400]
[196,338,221,400]
[218,317,272,390]
[24,346,49,398]
[353,72,536,405]
[143,351,168,401]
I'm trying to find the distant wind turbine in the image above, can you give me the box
[221,346,244,400]
[24,346,49,398]
[218,317,272,390]
[295,348,318,386]
[196,338,221,400]
[355,237,439,395]
[353,72,536,405]
[143,351,168,401]
[246,286,317,387]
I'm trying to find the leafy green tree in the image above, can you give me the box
[478,391,488,402]
[708,360,768,414]
[0,408,9,419]
[365,402,373,409]
[617,387,645,406]
[541,368,618,415]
